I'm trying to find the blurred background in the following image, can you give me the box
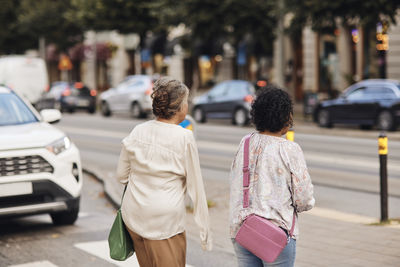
[1,0,399,100]
[2,1,400,267]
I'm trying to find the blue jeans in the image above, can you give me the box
[232,237,296,267]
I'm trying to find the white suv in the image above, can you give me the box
[0,86,82,225]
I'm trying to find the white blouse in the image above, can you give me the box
[116,120,212,250]
[229,133,315,239]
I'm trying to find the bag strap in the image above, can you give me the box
[242,134,296,238]
[242,134,252,208]
[121,185,127,206]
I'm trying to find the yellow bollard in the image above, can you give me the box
[286,128,294,141]
[378,133,388,155]
[378,132,388,222]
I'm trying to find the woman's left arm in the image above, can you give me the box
[116,145,130,185]
[185,133,213,251]
[284,142,315,212]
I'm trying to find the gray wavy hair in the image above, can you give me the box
[151,77,189,119]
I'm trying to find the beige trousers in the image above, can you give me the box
[126,228,186,267]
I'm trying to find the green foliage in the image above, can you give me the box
[225,0,277,55]
[285,0,400,33]
[0,0,279,56]
[17,0,83,51]
[70,0,162,35]
[0,1,35,54]
[163,0,278,56]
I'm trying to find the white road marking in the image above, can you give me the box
[74,240,139,267]
[58,125,400,170]
[74,240,195,267]
[307,206,378,224]
[304,152,400,172]
[77,212,90,218]
[309,206,400,229]
[9,261,58,267]
[57,125,126,139]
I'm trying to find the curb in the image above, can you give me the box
[82,168,120,210]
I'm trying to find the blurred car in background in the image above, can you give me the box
[0,86,82,225]
[192,80,255,126]
[37,81,97,113]
[100,75,154,118]
[313,79,400,131]
[0,55,48,105]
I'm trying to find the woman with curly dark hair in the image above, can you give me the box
[229,86,315,267]
[116,77,212,267]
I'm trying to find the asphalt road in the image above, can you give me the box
[0,173,234,267]
[55,112,400,218]
[2,112,400,267]
[0,173,121,267]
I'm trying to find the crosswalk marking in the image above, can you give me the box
[74,240,139,267]
[9,261,58,267]
[74,240,195,267]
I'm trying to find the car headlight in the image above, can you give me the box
[46,136,71,155]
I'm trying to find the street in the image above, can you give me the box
[3,1,400,266]
[56,112,400,218]
[0,172,121,267]
[1,112,400,267]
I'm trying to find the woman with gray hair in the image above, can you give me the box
[116,77,212,266]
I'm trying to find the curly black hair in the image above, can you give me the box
[251,85,293,133]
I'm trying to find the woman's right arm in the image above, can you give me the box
[116,145,130,185]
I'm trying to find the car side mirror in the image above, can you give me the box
[40,109,62,124]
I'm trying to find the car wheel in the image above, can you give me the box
[317,109,332,128]
[101,101,111,117]
[88,107,96,114]
[193,107,206,123]
[377,110,396,131]
[233,108,248,126]
[130,102,142,119]
[51,201,79,226]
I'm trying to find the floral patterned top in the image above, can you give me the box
[229,132,315,239]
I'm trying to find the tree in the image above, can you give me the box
[285,0,400,83]
[71,0,167,76]
[17,0,83,52]
[71,0,162,37]
[225,0,277,56]
[0,1,36,54]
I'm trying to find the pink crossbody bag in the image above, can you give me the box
[235,134,296,263]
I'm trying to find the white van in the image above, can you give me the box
[0,55,49,104]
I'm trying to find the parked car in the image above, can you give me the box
[0,86,82,225]
[192,80,255,126]
[0,55,49,105]
[100,75,154,118]
[313,79,400,131]
[36,81,97,113]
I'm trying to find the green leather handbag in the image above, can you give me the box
[108,186,134,261]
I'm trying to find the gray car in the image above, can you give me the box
[192,80,255,126]
[100,75,154,118]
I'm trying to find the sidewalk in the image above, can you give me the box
[85,162,400,267]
